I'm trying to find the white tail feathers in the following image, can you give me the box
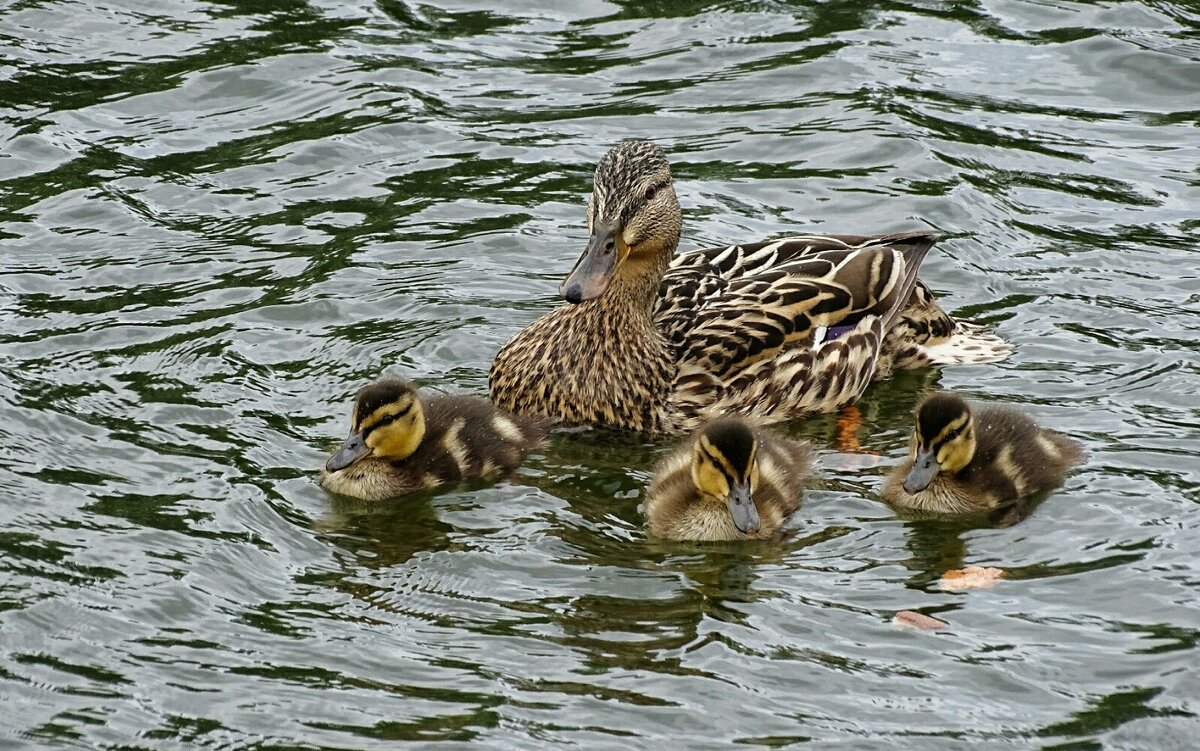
[920,321,1012,365]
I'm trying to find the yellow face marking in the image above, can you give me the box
[692,456,730,502]
[915,411,975,473]
[357,396,416,432]
[364,398,425,461]
[931,415,970,446]
[699,436,738,476]
[693,434,757,501]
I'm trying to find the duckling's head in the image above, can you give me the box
[561,139,682,304]
[690,418,762,535]
[903,393,977,494]
[325,379,426,473]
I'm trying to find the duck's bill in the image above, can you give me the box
[326,431,371,472]
[560,225,619,304]
[726,481,761,536]
[902,448,939,494]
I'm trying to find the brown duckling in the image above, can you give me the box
[644,417,813,541]
[882,392,1084,515]
[319,378,549,501]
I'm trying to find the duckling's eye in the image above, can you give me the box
[375,404,413,428]
[644,185,657,201]
[945,428,961,441]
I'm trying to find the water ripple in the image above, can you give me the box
[2,0,1199,747]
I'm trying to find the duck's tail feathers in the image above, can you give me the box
[910,321,1012,366]
[881,240,935,332]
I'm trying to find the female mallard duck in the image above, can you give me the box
[489,139,1008,435]
[644,417,812,541]
[882,392,1084,514]
[319,378,549,501]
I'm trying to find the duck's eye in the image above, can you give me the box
[644,185,658,201]
[375,404,413,428]
[946,428,960,441]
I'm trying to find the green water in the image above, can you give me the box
[2,1,1198,747]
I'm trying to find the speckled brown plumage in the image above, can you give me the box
[319,379,549,502]
[882,392,1085,514]
[644,417,813,541]
[488,140,1009,435]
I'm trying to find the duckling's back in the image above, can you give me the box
[961,404,1084,500]
[404,395,550,485]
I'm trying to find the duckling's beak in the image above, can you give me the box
[903,448,939,494]
[726,481,761,536]
[561,223,619,304]
[326,431,371,472]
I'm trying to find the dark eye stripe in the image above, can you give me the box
[705,448,750,483]
[362,403,413,435]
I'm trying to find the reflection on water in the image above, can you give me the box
[2,0,1199,747]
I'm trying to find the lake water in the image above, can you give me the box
[2,1,1199,747]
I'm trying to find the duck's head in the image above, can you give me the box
[903,393,977,493]
[561,139,682,304]
[325,379,426,473]
[691,418,762,536]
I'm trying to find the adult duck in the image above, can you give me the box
[489,140,1008,434]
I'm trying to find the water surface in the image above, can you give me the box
[2,0,1199,747]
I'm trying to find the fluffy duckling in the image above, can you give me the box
[882,392,1084,515]
[319,379,549,501]
[644,417,813,541]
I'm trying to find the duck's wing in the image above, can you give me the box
[666,237,933,427]
[665,233,934,375]
[659,231,1009,370]
[657,232,934,348]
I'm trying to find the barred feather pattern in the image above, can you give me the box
[490,141,1010,435]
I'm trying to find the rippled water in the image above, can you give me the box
[3,1,1199,747]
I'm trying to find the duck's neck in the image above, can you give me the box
[564,247,674,432]
[601,248,673,319]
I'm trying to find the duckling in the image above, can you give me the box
[882,392,1084,515]
[319,378,549,501]
[644,417,813,541]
